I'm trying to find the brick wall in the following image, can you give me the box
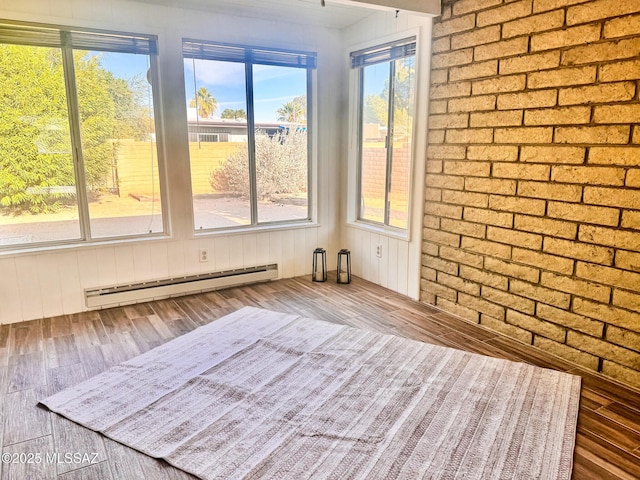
[360,144,410,199]
[116,141,240,196]
[422,0,640,389]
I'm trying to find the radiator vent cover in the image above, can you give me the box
[84,264,278,308]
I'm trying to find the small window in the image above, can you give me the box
[352,38,416,230]
[0,23,165,248]
[183,40,315,231]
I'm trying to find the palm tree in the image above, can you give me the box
[277,96,306,123]
[190,87,217,119]
[221,108,246,120]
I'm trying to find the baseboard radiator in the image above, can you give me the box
[84,264,278,309]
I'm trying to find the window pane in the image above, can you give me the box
[75,50,163,238]
[253,65,309,223]
[185,58,251,229]
[388,56,415,230]
[359,62,390,225]
[0,44,81,246]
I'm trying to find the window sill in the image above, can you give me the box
[0,232,170,258]
[345,219,410,241]
[193,219,319,237]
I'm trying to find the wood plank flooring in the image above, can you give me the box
[1,273,639,479]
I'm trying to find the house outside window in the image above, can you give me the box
[0,22,165,248]
[352,37,416,231]
[183,40,315,231]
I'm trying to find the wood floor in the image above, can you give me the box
[1,273,639,479]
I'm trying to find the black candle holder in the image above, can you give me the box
[312,248,327,282]
[337,249,351,284]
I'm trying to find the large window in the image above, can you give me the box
[352,38,416,230]
[0,23,164,248]
[183,40,315,231]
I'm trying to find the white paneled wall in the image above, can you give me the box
[0,0,341,324]
[0,0,431,324]
[340,11,433,301]
[0,229,325,324]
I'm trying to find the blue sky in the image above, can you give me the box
[183,59,307,123]
[93,52,307,123]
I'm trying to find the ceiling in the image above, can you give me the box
[133,0,381,29]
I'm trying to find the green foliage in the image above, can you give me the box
[0,45,75,213]
[363,57,415,137]
[0,45,151,213]
[190,86,217,118]
[221,108,246,120]
[210,129,307,199]
[363,94,388,125]
[276,96,306,123]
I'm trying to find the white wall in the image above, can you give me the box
[340,10,432,300]
[0,0,345,323]
[0,1,434,323]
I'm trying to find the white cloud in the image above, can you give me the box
[184,59,245,87]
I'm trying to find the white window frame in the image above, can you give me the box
[346,32,420,241]
[182,39,317,234]
[0,20,168,251]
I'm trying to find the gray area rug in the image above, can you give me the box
[41,306,581,479]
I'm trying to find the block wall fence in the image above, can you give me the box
[422,0,640,388]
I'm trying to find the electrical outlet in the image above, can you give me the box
[199,248,209,263]
[376,244,382,258]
